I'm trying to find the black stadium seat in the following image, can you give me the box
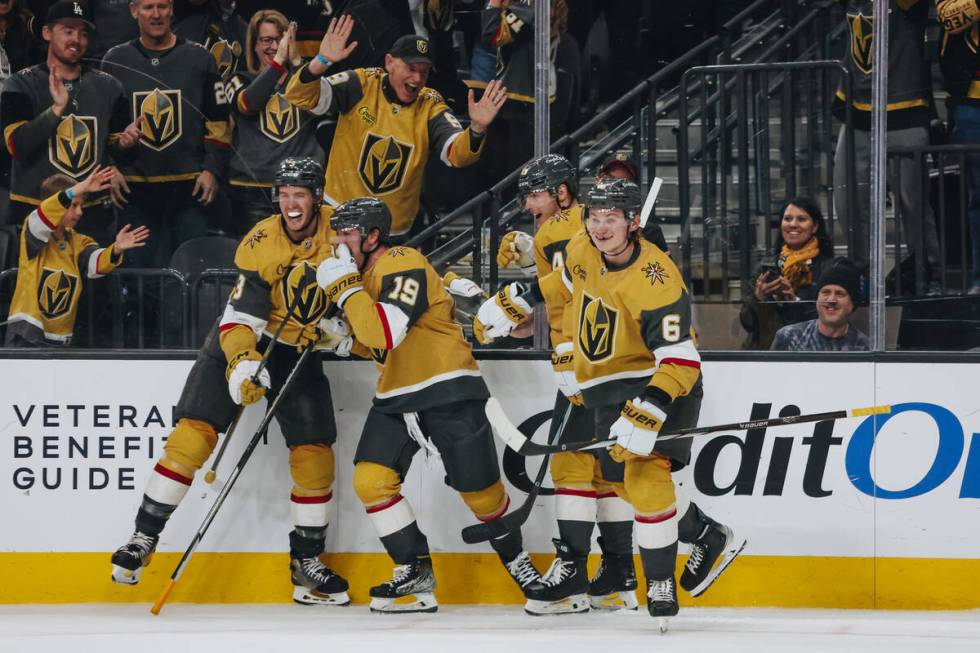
[168,236,239,347]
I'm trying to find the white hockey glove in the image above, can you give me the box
[316,244,363,308]
[496,230,536,276]
[444,271,486,322]
[551,341,583,406]
[609,396,667,461]
[472,282,532,344]
[226,350,272,406]
[315,316,353,356]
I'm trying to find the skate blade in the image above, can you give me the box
[688,534,748,598]
[658,617,670,634]
[292,586,351,606]
[588,591,639,611]
[524,594,590,616]
[110,564,142,585]
[369,593,438,613]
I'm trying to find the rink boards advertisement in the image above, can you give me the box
[1,358,978,608]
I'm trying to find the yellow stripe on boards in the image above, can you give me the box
[1,553,978,609]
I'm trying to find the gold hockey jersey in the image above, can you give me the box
[5,192,121,345]
[343,245,490,413]
[219,207,336,355]
[284,65,484,236]
[540,236,702,408]
[533,203,584,346]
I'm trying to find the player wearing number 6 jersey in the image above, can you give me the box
[316,196,542,613]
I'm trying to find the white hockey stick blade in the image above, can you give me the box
[639,176,664,229]
[485,398,530,452]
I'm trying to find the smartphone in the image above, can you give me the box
[759,264,779,281]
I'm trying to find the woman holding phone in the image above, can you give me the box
[740,197,834,349]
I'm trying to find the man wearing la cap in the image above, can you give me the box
[771,259,870,351]
[285,17,508,240]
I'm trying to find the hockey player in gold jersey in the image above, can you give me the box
[284,16,508,239]
[110,158,351,607]
[315,196,541,613]
[475,179,745,627]
[5,166,149,347]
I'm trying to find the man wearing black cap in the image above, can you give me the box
[596,153,670,254]
[285,16,508,240]
[771,260,869,351]
[0,0,142,244]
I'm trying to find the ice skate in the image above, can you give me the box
[110,531,158,585]
[588,552,638,610]
[504,550,541,593]
[680,522,746,597]
[291,556,351,606]
[646,577,678,634]
[369,556,438,613]
[523,539,590,615]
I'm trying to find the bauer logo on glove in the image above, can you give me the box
[609,396,667,459]
[316,243,363,308]
[473,282,532,344]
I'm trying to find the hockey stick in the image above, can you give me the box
[203,288,307,484]
[459,400,575,544]
[486,398,891,456]
[638,176,664,229]
[151,343,317,615]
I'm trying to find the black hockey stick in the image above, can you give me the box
[152,343,316,615]
[486,398,892,456]
[459,400,575,544]
[203,287,308,484]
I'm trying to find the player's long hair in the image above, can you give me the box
[245,9,289,75]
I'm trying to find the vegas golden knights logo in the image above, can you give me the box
[370,347,388,365]
[260,93,300,143]
[134,88,182,151]
[209,38,243,81]
[578,293,618,363]
[849,12,873,75]
[358,133,413,195]
[49,115,98,177]
[37,268,79,320]
[280,262,328,325]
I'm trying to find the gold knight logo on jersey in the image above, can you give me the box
[209,38,243,80]
[134,88,182,151]
[260,93,300,143]
[848,12,873,75]
[37,268,79,319]
[370,347,388,365]
[49,115,98,177]
[358,133,413,195]
[281,261,329,325]
[578,293,618,363]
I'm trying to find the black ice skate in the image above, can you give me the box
[646,576,679,634]
[291,556,351,606]
[588,552,638,610]
[680,522,747,597]
[369,556,438,613]
[523,539,590,615]
[504,550,541,593]
[110,531,159,585]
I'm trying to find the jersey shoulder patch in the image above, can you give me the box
[234,216,279,272]
[376,246,428,275]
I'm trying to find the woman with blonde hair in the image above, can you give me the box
[225,9,325,237]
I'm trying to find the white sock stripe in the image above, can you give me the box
[291,494,332,529]
[145,471,191,507]
[555,492,597,523]
[635,513,679,550]
[596,495,634,523]
[367,496,417,537]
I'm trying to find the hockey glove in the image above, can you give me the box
[316,243,363,309]
[551,341,583,406]
[226,349,272,406]
[444,271,486,322]
[473,282,532,344]
[315,315,353,356]
[496,230,536,276]
[609,396,667,462]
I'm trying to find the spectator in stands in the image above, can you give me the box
[1,0,142,244]
[224,12,323,237]
[936,0,980,294]
[833,0,941,296]
[102,0,231,268]
[741,197,834,350]
[771,259,869,351]
[594,152,669,252]
[174,0,248,82]
[0,0,43,75]
[5,166,149,347]
[285,18,507,241]
[89,1,140,61]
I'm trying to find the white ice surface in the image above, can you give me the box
[2,605,979,653]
